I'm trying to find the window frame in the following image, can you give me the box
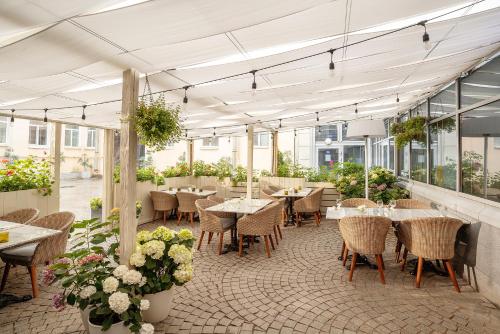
[253,132,269,148]
[86,127,97,148]
[65,125,80,148]
[28,121,49,147]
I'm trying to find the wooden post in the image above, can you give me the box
[247,125,254,199]
[50,122,61,212]
[102,129,115,221]
[271,130,278,175]
[119,69,139,265]
[187,139,194,171]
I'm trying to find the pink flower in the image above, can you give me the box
[42,269,55,285]
[56,258,71,265]
[52,293,65,311]
[78,253,104,266]
[377,183,387,191]
[350,180,357,186]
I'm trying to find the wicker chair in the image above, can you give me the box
[267,185,282,193]
[294,188,324,226]
[176,192,204,226]
[150,191,178,224]
[195,199,235,255]
[207,195,224,204]
[260,189,287,226]
[339,216,391,284]
[0,208,39,225]
[237,202,281,257]
[0,212,75,298]
[394,199,431,263]
[399,217,463,292]
[341,198,377,208]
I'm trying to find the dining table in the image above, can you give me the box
[271,188,312,226]
[207,198,272,253]
[0,220,61,251]
[162,188,217,197]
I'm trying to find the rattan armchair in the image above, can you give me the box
[267,185,282,193]
[394,199,431,263]
[150,191,178,224]
[0,208,39,225]
[237,202,281,257]
[260,189,287,227]
[339,216,391,284]
[207,195,224,203]
[399,217,463,292]
[176,191,204,226]
[341,198,377,208]
[294,188,324,226]
[0,212,75,298]
[195,199,235,255]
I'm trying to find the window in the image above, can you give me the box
[410,103,428,182]
[460,100,500,203]
[461,55,500,108]
[65,125,79,147]
[343,145,364,165]
[253,132,269,147]
[87,128,97,148]
[341,123,363,141]
[202,137,219,147]
[29,121,48,146]
[315,125,338,142]
[397,114,410,178]
[0,117,7,144]
[430,83,456,119]
[429,116,457,190]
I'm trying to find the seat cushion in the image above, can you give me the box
[0,243,37,263]
[220,218,235,230]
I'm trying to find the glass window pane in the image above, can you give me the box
[343,146,364,164]
[316,125,337,142]
[0,118,7,143]
[72,130,79,147]
[389,138,394,171]
[412,102,428,117]
[398,144,410,178]
[259,133,269,147]
[39,126,47,145]
[29,125,37,145]
[461,56,500,108]
[430,83,456,119]
[461,100,500,203]
[429,116,457,190]
[65,130,71,146]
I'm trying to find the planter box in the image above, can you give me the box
[114,181,158,225]
[305,181,339,214]
[260,176,305,189]
[0,189,58,217]
[91,208,102,220]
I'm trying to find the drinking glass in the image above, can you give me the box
[377,200,384,209]
[336,199,341,209]
[389,200,396,210]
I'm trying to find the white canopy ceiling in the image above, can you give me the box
[0,0,499,136]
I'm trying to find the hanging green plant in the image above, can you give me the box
[134,76,182,151]
[390,116,427,149]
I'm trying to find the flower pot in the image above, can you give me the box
[81,170,92,179]
[90,208,102,220]
[88,319,130,334]
[80,307,91,332]
[141,288,174,323]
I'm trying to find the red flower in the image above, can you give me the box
[6,170,14,176]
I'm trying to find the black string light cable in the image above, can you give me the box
[0,0,484,120]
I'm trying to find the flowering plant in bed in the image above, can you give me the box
[0,157,53,195]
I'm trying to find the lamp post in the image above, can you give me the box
[346,119,386,199]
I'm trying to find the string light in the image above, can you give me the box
[43,108,48,122]
[354,103,358,117]
[250,70,257,97]
[213,127,216,137]
[419,21,431,50]
[10,109,14,123]
[279,119,282,128]
[328,49,335,77]
[81,105,87,120]
[316,112,319,122]
[245,124,248,133]
[185,129,188,138]
[294,129,297,137]
[396,94,400,103]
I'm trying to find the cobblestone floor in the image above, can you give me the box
[1,219,499,334]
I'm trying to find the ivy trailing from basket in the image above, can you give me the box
[134,76,182,151]
[390,116,427,149]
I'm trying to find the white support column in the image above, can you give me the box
[271,130,278,175]
[50,122,62,213]
[102,129,114,221]
[246,125,254,199]
[186,139,194,171]
[119,68,139,265]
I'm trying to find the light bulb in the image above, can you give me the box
[424,38,431,51]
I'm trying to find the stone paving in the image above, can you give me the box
[1,219,499,334]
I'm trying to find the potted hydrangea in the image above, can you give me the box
[129,226,195,322]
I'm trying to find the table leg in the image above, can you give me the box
[284,197,295,226]
[345,255,378,270]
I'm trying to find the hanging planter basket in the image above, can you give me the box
[390,116,427,149]
[134,76,183,151]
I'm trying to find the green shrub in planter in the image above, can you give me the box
[114,166,165,185]
[0,157,53,195]
[90,197,102,210]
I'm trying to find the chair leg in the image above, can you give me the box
[208,232,213,244]
[189,212,194,226]
[250,236,254,247]
[295,212,300,226]
[416,256,424,288]
[27,265,39,298]
[163,211,166,224]
[340,241,346,260]
[380,254,385,270]
[1,263,11,292]
[375,255,385,284]
[342,248,349,267]
[444,260,461,293]
[400,247,408,271]
[197,231,205,251]
[263,235,271,258]
[273,226,279,245]
[177,212,183,225]
[277,225,283,240]
[238,234,244,257]
[217,232,224,255]
[395,241,402,263]
[349,253,358,282]
[269,234,275,250]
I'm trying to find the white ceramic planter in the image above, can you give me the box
[141,288,174,323]
[80,307,91,332]
[88,320,130,334]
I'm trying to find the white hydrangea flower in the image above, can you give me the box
[139,299,150,311]
[103,277,119,294]
[173,263,193,283]
[168,244,192,264]
[113,264,129,278]
[141,240,165,260]
[177,228,193,241]
[130,252,146,267]
[139,276,147,287]
[151,226,174,241]
[122,269,142,285]
[108,291,130,314]
[79,285,96,299]
[140,323,155,334]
